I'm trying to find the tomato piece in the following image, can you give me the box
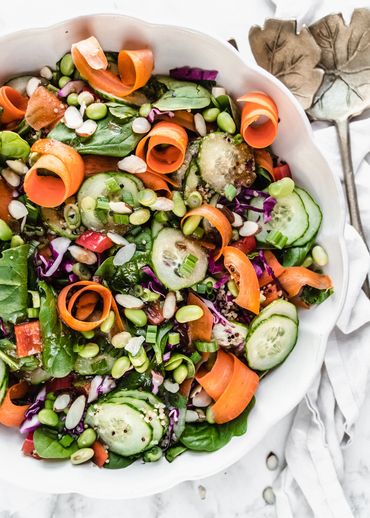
[46,374,74,392]
[22,433,40,459]
[231,236,256,254]
[76,231,113,253]
[92,441,108,467]
[145,301,164,325]
[272,163,291,181]
[14,321,42,358]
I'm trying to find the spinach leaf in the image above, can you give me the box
[282,240,314,267]
[154,76,211,110]
[48,113,142,157]
[300,286,333,306]
[180,398,255,452]
[213,94,241,128]
[165,444,188,463]
[0,131,30,160]
[117,370,152,391]
[0,245,29,324]
[106,103,137,121]
[0,338,40,371]
[33,427,78,459]
[96,252,150,290]
[39,281,75,378]
[74,352,117,375]
[153,322,172,364]
[104,452,136,469]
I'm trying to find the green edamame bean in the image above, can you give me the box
[0,219,13,241]
[302,255,313,268]
[58,76,71,89]
[129,208,151,225]
[311,245,328,267]
[46,391,56,401]
[268,177,295,199]
[173,364,188,384]
[67,92,79,106]
[81,330,94,339]
[154,211,169,223]
[78,343,100,359]
[77,428,97,448]
[172,191,186,217]
[143,446,163,462]
[71,448,95,465]
[86,102,108,120]
[60,53,75,77]
[139,103,152,118]
[10,235,24,247]
[129,346,148,367]
[111,331,132,349]
[134,358,150,373]
[111,356,131,379]
[227,280,239,297]
[206,406,215,424]
[182,215,202,236]
[100,311,115,333]
[175,305,204,323]
[202,107,220,122]
[217,111,236,133]
[38,408,59,427]
[44,399,54,410]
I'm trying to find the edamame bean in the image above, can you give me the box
[44,399,54,410]
[111,331,132,349]
[154,211,169,223]
[81,330,94,339]
[10,235,24,247]
[202,107,220,122]
[111,356,131,379]
[78,343,100,359]
[137,189,157,207]
[206,406,215,424]
[172,191,186,217]
[86,102,108,120]
[58,76,71,89]
[77,428,97,448]
[71,448,94,465]
[129,209,151,225]
[124,308,147,327]
[268,177,295,199]
[227,280,239,297]
[0,219,13,241]
[38,408,59,427]
[175,305,204,323]
[217,111,236,133]
[312,245,328,267]
[134,358,150,373]
[100,311,115,333]
[139,103,152,118]
[302,255,313,268]
[129,347,148,367]
[67,92,79,106]
[173,364,188,384]
[60,53,75,77]
[143,446,163,462]
[182,215,202,236]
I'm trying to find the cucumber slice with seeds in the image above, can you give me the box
[293,187,322,246]
[246,315,298,370]
[249,300,298,334]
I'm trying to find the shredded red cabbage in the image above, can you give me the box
[208,254,224,274]
[20,413,40,434]
[36,237,71,279]
[170,66,218,81]
[0,318,8,337]
[58,80,85,98]
[142,266,166,296]
[198,296,229,325]
[263,196,277,223]
[151,370,164,395]
[213,274,229,289]
[24,387,46,419]
[161,407,180,449]
[88,375,116,403]
[147,108,174,123]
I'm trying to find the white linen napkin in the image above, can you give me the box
[270,1,370,516]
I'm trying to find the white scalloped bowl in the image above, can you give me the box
[0,14,348,499]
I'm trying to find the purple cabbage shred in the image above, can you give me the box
[169,66,218,81]
[147,108,174,124]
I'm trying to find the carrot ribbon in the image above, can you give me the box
[24,138,85,208]
[57,281,124,332]
[0,179,13,222]
[187,292,213,343]
[196,350,259,424]
[182,205,232,260]
[238,91,278,149]
[223,246,260,314]
[71,36,154,99]
[25,86,65,131]
[254,149,274,177]
[0,86,28,124]
[278,266,333,298]
[0,382,30,428]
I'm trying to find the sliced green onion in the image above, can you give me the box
[168,332,180,345]
[138,189,157,207]
[224,183,237,201]
[190,351,202,364]
[154,210,169,223]
[195,283,207,294]
[268,177,295,198]
[105,177,120,193]
[63,203,81,230]
[187,191,203,209]
[27,307,40,319]
[25,200,40,224]
[179,253,198,278]
[113,213,129,225]
[121,191,135,206]
[195,341,219,353]
[28,290,41,308]
[96,196,110,211]
[192,227,205,239]
[266,230,288,249]
[145,325,158,344]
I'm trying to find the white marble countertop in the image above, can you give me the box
[1,1,369,517]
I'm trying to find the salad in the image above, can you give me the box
[0,36,333,468]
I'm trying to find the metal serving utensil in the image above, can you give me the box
[249,8,370,297]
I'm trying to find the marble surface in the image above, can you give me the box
[1,1,370,516]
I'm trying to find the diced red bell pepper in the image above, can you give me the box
[76,231,113,253]
[22,433,40,459]
[46,374,74,392]
[92,441,109,467]
[272,163,291,181]
[14,321,42,358]
[231,236,257,254]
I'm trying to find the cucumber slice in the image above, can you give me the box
[77,172,142,231]
[183,160,201,200]
[0,358,8,405]
[41,207,79,240]
[151,228,208,290]
[246,315,298,370]
[249,300,298,334]
[197,132,256,194]
[293,188,322,246]
[110,389,165,410]
[248,191,308,247]
[85,402,153,456]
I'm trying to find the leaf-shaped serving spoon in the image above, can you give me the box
[249,9,370,297]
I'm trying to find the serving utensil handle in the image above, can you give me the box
[335,119,370,297]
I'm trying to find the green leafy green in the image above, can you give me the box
[48,113,142,157]
[117,370,152,391]
[106,103,137,121]
[104,452,136,470]
[96,252,150,290]
[0,356,8,405]
[0,131,30,160]
[213,94,241,128]
[180,398,255,452]
[0,245,29,324]
[154,76,211,111]
[0,338,40,371]
[39,281,75,378]
[282,240,314,267]
[74,352,117,375]
[33,427,78,459]
[153,322,172,364]
[300,286,333,306]
[165,444,188,462]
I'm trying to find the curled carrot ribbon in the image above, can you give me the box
[57,281,124,332]
[238,91,278,149]
[24,138,85,208]
[0,86,28,124]
[71,36,154,99]
[0,382,30,428]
